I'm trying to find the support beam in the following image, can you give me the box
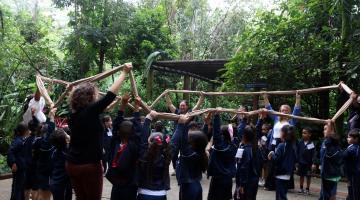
[146,69,154,100]
[183,75,190,102]
[211,83,217,108]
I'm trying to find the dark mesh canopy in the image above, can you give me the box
[151,59,228,83]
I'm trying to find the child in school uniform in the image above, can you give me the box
[234,125,262,200]
[318,120,343,200]
[102,115,113,174]
[49,128,72,200]
[24,114,40,200]
[7,123,30,200]
[32,107,57,200]
[263,93,301,191]
[207,112,238,200]
[343,128,360,200]
[136,110,172,200]
[297,127,316,195]
[106,94,141,200]
[172,114,208,200]
[268,125,297,200]
[256,111,271,187]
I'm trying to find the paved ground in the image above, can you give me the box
[0,169,349,200]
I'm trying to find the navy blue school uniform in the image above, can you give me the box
[32,119,55,191]
[237,118,247,141]
[136,117,170,200]
[343,144,360,200]
[107,111,141,200]
[270,142,297,200]
[7,136,27,200]
[103,127,113,173]
[207,114,238,200]
[172,124,204,200]
[297,139,316,177]
[319,137,343,200]
[24,134,36,190]
[235,144,262,200]
[24,116,39,190]
[171,108,192,171]
[50,148,72,200]
[256,119,270,163]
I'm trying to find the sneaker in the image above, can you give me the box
[258,178,265,187]
[297,188,304,194]
[305,189,310,195]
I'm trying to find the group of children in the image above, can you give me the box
[7,93,71,200]
[7,86,360,200]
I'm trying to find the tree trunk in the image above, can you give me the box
[183,75,190,102]
[335,0,352,135]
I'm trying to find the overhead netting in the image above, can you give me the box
[35,63,356,124]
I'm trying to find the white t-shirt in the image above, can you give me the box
[23,97,46,124]
[273,121,289,139]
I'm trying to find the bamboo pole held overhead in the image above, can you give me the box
[34,63,356,125]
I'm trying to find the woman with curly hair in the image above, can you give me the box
[65,63,132,200]
[136,110,172,200]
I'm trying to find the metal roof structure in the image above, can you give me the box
[151,59,228,83]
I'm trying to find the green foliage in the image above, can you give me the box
[120,5,178,67]
[224,0,360,125]
[0,4,61,152]
[0,154,10,174]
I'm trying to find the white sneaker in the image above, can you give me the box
[258,178,265,186]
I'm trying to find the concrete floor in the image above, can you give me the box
[0,169,349,200]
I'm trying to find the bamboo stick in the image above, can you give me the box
[150,90,169,108]
[267,110,327,124]
[54,85,72,107]
[165,85,339,97]
[71,65,124,85]
[105,98,122,112]
[129,71,139,97]
[331,97,354,121]
[139,100,151,114]
[98,92,135,110]
[340,82,354,95]
[34,68,355,125]
[156,112,182,121]
[36,75,55,107]
[39,75,70,86]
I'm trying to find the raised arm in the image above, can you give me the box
[290,92,301,125]
[165,94,177,113]
[263,94,275,121]
[192,93,205,111]
[109,63,132,94]
[202,112,213,139]
[255,119,263,141]
[213,112,226,149]
[139,111,157,154]
[91,64,132,114]
[112,94,130,135]
[132,96,142,134]
[44,107,57,141]
[236,117,247,140]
